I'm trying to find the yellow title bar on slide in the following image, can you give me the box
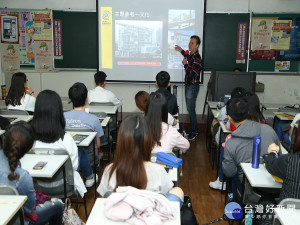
[101,7,112,69]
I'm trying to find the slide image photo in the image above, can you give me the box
[114,20,163,60]
[168,30,194,69]
[168,9,195,30]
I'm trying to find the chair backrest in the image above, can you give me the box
[0,184,19,195]
[29,148,75,198]
[0,109,29,115]
[89,102,114,106]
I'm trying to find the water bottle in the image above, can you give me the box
[252,136,261,168]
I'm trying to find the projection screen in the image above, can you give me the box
[97,0,205,83]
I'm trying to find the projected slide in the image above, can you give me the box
[98,0,205,82]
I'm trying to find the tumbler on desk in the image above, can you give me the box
[252,136,261,169]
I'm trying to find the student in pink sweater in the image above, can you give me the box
[145,93,190,154]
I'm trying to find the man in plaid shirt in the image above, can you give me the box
[175,35,203,141]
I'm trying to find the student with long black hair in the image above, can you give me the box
[0,121,63,225]
[31,90,86,196]
[98,114,184,207]
[145,93,189,154]
[5,72,36,113]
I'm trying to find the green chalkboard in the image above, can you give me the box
[203,13,250,72]
[249,13,300,72]
[53,11,97,69]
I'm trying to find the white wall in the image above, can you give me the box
[1,0,300,114]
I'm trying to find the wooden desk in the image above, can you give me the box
[86,198,180,225]
[0,195,27,225]
[20,154,68,178]
[2,115,33,124]
[274,208,300,225]
[241,163,282,189]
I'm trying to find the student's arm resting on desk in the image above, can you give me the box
[263,143,288,179]
[263,153,288,179]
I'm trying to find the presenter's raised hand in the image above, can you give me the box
[174,45,182,52]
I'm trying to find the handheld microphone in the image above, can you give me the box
[185,50,189,59]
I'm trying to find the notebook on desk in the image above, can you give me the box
[70,134,88,144]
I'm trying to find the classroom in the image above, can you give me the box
[0,0,300,224]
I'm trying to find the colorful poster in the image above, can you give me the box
[53,19,63,59]
[34,40,53,70]
[33,11,52,41]
[25,20,35,64]
[276,18,300,61]
[19,11,32,47]
[1,14,19,43]
[1,43,20,72]
[251,18,273,50]
[270,20,292,50]
[236,22,248,64]
[275,61,290,71]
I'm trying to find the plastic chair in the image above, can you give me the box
[0,185,25,225]
[28,148,88,218]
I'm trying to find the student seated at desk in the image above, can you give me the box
[222,98,280,194]
[252,121,300,224]
[210,92,267,191]
[65,82,104,187]
[5,72,36,114]
[97,114,184,207]
[135,90,177,126]
[264,120,300,201]
[88,71,121,107]
[0,121,63,225]
[154,71,178,116]
[145,93,189,154]
[211,87,246,145]
[31,90,86,196]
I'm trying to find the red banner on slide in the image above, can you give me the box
[117,61,161,66]
[236,22,248,64]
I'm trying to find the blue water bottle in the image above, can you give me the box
[252,136,261,169]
